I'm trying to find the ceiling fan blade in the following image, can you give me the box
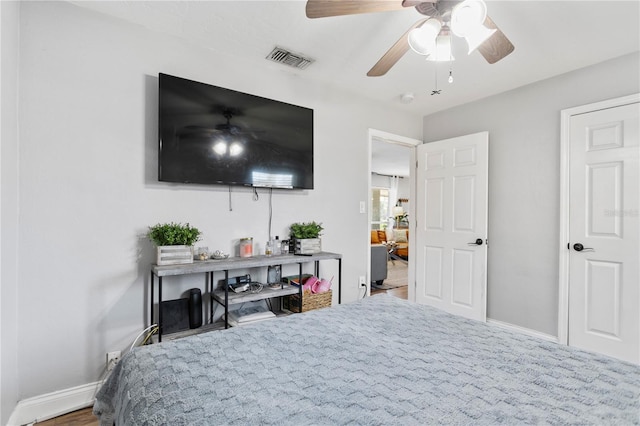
[477,16,514,64]
[306,0,410,19]
[367,18,429,77]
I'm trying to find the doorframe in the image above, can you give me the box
[557,93,640,345]
[368,129,421,301]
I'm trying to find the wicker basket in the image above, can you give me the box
[284,289,332,313]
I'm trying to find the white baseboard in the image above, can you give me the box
[7,381,102,426]
[487,318,559,343]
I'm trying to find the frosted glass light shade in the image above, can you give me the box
[229,141,244,156]
[408,19,442,55]
[213,141,227,155]
[425,35,455,62]
[451,0,488,37]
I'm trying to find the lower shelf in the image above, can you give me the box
[150,322,225,343]
[150,310,295,343]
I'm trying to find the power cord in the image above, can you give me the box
[359,283,368,299]
[129,324,158,352]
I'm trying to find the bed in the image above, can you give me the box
[93,294,640,425]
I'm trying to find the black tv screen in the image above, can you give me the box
[158,73,314,189]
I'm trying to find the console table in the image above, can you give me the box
[150,251,342,341]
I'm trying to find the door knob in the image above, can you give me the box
[573,243,594,252]
[468,239,484,246]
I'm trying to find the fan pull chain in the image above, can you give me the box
[447,33,454,84]
[431,65,441,95]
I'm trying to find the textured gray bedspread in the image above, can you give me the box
[94,295,640,425]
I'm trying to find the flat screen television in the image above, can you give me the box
[158,73,314,189]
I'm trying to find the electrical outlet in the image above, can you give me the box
[106,351,121,371]
[358,276,367,287]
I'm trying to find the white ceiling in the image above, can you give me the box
[69,0,640,116]
[68,0,640,176]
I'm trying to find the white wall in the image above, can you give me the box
[423,52,640,336]
[1,1,21,423]
[12,1,421,402]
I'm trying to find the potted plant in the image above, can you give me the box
[289,221,323,255]
[147,222,202,265]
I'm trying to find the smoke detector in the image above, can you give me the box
[400,92,415,104]
[266,46,314,70]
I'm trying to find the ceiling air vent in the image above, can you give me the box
[266,47,314,70]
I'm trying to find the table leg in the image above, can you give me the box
[208,272,212,324]
[224,270,229,329]
[158,276,163,342]
[298,263,303,312]
[338,258,342,304]
[150,272,154,329]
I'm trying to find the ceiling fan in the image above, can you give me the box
[179,110,254,156]
[305,0,514,76]
[182,109,255,137]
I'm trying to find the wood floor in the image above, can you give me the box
[38,282,407,425]
[371,283,408,299]
[36,407,97,425]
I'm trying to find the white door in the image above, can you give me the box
[567,101,639,363]
[415,132,488,321]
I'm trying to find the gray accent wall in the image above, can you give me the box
[422,52,640,336]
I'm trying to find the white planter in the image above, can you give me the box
[294,238,322,255]
[156,245,194,265]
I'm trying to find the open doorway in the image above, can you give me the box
[368,129,421,300]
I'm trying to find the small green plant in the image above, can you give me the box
[289,221,323,239]
[147,222,201,246]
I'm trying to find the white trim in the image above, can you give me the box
[557,93,640,346]
[487,318,558,343]
[7,381,102,426]
[367,128,421,302]
[369,128,421,148]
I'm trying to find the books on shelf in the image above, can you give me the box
[227,305,275,327]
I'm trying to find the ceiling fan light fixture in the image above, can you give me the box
[408,18,442,56]
[213,140,227,156]
[229,142,244,157]
[464,24,497,54]
[425,33,454,62]
[451,0,488,38]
